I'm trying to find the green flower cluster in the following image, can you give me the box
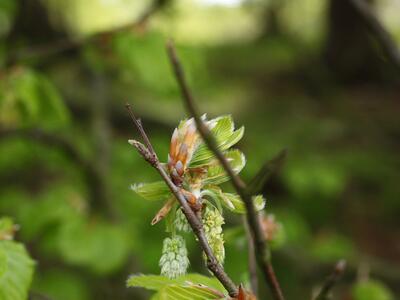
[159,235,190,279]
[203,207,225,264]
[174,209,191,233]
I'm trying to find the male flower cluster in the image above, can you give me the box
[159,235,190,279]
[203,207,225,264]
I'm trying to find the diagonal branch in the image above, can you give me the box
[125,104,238,297]
[166,40,285,300]
[313,259,346,300]
[243,215,259,296]
[246,149,287,195]
[347,0,400,73]
[245,149,287,296]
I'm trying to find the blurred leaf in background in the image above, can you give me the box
[353,280,394,300]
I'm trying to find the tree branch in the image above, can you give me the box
[243,215,259,296]
[125,104,238,297]
[166,40,285,300]
[245,149,287,296]
[247,149,287,195]
[348,0,400,74]
[312,259,346,300]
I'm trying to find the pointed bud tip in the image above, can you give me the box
[175,160,183,171]
[172,128,179,139]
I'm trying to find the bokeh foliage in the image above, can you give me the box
[0,0,399,299]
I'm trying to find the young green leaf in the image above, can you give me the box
[202,149,246,186]
[189,115,244,167]
[203,187,266,214]
[127,274,175,291]
[127,274,226,299]
[131,181,172,201]
[0,241,35,300]
[127,273,225,292]
[158,284,224,300]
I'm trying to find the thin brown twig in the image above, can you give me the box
[243,215,258,296]
[245,149,287,296]
[313,259,347,300]
[125,103,238,297]
[166,39,285,300]
[125,105,157,159]
[246,149,287,195]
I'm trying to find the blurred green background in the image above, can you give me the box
[0,0,399,299]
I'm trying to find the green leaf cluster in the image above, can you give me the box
[127,274,226,300]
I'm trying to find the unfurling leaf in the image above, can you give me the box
[190,115,244,167]
[131,181,171,201]
[203,187,266,214]
[203,149,246,185]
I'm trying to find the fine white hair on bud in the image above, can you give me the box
[203,207,225,264]
[159,235,190,279]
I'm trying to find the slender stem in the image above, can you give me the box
[125,105,238,297]
[246,149,287,195]
[243,216,258,296]
[313,260,346,300]
[245,149,287,296]
[125,104,157,159]
[166,39,285,300]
